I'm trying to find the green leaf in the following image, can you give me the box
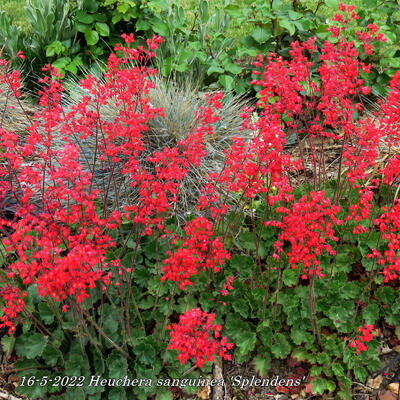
[312,377,328,394]
[237,46,258,57]
[317,352,331,367]
[362,302,380,324]
[72,55,84,66]
[38,302,54,324]
[235,348,252,364]
[353,366,368,382]
[15,333,46,359]
[76,11,95,24]
[45,41,65,57]
[327,380,336,392]
[107,350,128,377]
[224,4,242,18]
[257,325,272,347]
[157,389,173,400]
[84,28,99,46]
[381,287,396,305]
[224,63,242,75]
[151,0,169,11]
[283,268,297,286]
[150,21,169,36]
[328,304,354,331]
[94,13,108,22]
[238,231,256,251]
[340,282,362,300]
[232,298,249,318]
[219,75,234,90]
[237,331,256,355]
[207,64,224,75]
[1,335,14,356]
[112,14,123,24]
[75,22,88,33]
[138,296,154,310]
[117,2,129,13]
[294,19,312,31]
[52,57,71,69]
[292,347,308,361]
[95,22,110,37]
[291,328,313,345]
[199,292,215,312]
[177,49,192,64]
[101,304,119,336]
[362,0,377,7]
[324,0,340,9]
[337,389,352,400]
[288,10,302,19]
[133,343,156,365]
[271,334,291,358]
[199,0,209,23]
[332,363,345,377]
[278,19,296,35]
[65,351,89,376]
[108,387,127,400]
[251,27,271,43]
[42,344,61,366]
[188,41,201,51]
[92,347,105,374]
[83,0,99,12]
[136,19,151,31]
[132,266,152,288]
[253,354,270,376]
[229,255,253,278]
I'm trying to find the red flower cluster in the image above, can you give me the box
[378,71,400,148]
[266,191,341,278]
[0,285,27,334]
[369,200,400,281]
[167,308,233,368]
[381,155,400,186]
[348,324,374,354]
[0,34,166,331]
[219,276,234,296]
[161,217,230,290]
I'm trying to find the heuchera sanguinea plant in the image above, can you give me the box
[0,3,399,377]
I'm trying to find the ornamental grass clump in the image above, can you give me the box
[61,65,253,223]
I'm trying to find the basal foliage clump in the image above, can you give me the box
[0,4,399,399]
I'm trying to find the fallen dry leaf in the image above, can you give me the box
[393,345,400,353]
[381,344,393,355]
[367,375,383,390]
[379,390,397,400]
[387,383,399,395]
[9,375,19,383]
[197,385,211,400]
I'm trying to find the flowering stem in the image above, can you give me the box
[273,259,281,319]
[162,283,177,341]
[262,257,272,322]
[309,276,322,346]
[79,307,129,357]
[180,364,198,378]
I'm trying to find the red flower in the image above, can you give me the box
[348,324,374,354]
[161,217,230,290]
[167,309,233,368]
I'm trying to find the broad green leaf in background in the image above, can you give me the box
[95,22,110,36]
[84,28,99,46]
